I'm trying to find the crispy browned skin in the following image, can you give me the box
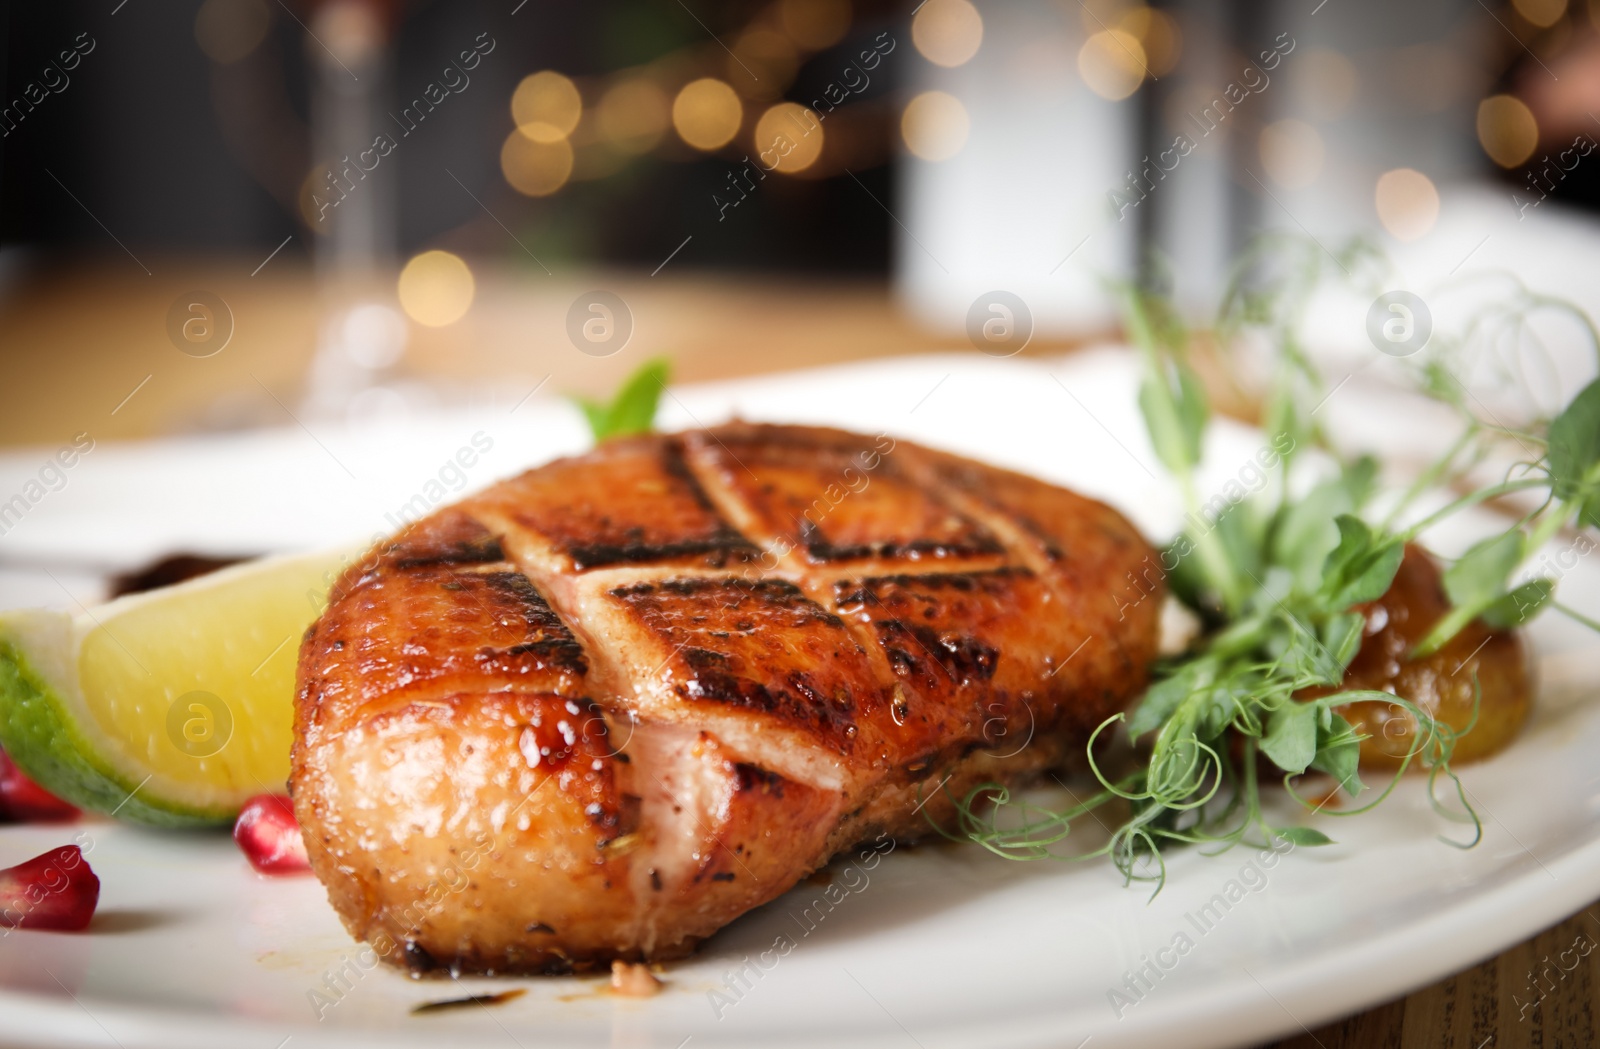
[291,425,1162,974]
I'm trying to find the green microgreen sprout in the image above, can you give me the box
[925,236,1600,890]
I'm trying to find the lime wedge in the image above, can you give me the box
[0,548,353,827]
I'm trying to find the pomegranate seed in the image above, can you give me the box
[0,845,100,932]
[233,794,310,874]
[0,750,79,823]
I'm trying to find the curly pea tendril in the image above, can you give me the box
[919,235,1600,892]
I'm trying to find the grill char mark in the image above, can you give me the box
[392,535,505,570]
[328,509,505,604]
[294,422,1164,975]
[603,576,874,753]
[826,565,1097,761]
[567,442,762,569]
[299,513,590,721]
[683,427,1003,565]
[473,436,761,573]
[479,571,590,677]
[565,533,757,571]
[908,446,1157,708]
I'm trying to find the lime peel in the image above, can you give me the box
[0,624,215,826]
[0,547,355,828]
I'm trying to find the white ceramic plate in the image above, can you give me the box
[2,350,1597,1049]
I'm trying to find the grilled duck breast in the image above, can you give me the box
[291,424,1162,974]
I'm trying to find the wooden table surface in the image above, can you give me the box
[1,261,1596,1049]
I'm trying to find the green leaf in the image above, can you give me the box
[1322,612,1365,671]
[1162,534,1211,614]
[1321,515,1372,579]
[578,400,609,438]
[1277,613,1343,686]
[1261,384,1305,476]
[1127,665,1199,739]
[1175,364,1209,462]
[574,358,671,442]
[1271,826,1334,847]
[1413,532,1528,656]
[1547,378,1600,520]
[1270,479,1350,592]
[1320,515,1404,611]
[1261,701,1318,773]
[1340,455,1380,512]
[1309,710,1364,796]
[1442,531,1524,611]
[1212,499,1266,584]
[1138,371,1205,474]
[1196,680,1245,739]
[1480,578,1554,629]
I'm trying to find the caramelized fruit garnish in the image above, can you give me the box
[1313,545,1534,767]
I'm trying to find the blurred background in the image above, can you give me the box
[2,0,1600,447]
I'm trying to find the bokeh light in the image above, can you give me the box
[397,251,475,328]
[513,71,582,144]
[597,78,670,155]
[1375,168,1440,242]
[1118,7,1181,76]
[501,131,574,196]
[912,0,984,69]
[194,0,271,64]
[1259,120,1324,189]
[754,103,825,173]
[901,91,970,162]
[314,2,382,68]
[1513,0,1568,27]
[780,0,852,50]
[1476,94,1539,168]
[1299,48,1357,119]
[673,78,743,151]
[1078,29,1147,101]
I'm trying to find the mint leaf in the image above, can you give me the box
[575,358,671,442]
[1480,578,1554,628]
[578,400,609,438]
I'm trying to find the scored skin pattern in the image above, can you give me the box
[292,424,1163,974]
[605,577,875,755]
